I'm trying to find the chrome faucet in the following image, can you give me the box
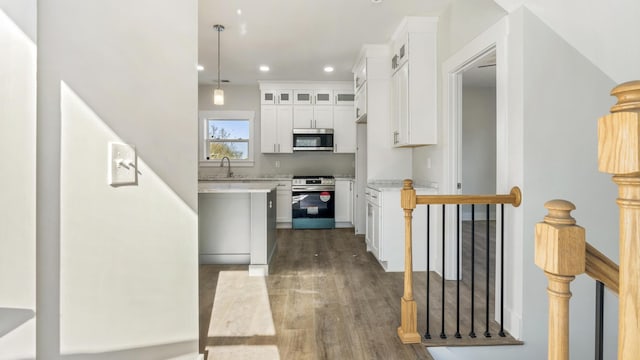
[220,156,233,178]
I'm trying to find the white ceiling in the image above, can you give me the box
[198,0,450,85]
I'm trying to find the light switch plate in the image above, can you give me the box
[108,142,137,186]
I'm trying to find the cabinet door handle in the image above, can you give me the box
[273,143,276,152]
[310,119,313,128]
[278,143,281,152]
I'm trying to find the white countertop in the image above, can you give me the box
[367,180,438,192]
[198,181,278,193]
[199,174,293,181]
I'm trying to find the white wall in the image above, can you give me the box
[442,8,619,360]
[0,1,36,358]
[519,0,640,84]
[198,84,355,178]
[38,0,199,358]
[412,0,506,188]
[461,85,496,195]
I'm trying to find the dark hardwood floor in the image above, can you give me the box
[199,225,521,359]
[200,228,433,360]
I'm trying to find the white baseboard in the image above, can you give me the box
[502,305,522,339]
[335,222,354,228]
[199,254,250,265]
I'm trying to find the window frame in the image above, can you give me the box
[199,110,255,167]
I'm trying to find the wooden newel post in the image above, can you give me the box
[598,80,640,359]
[397,179,421,344]
[535,200,586,360]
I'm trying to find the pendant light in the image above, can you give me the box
[213,24,225,105]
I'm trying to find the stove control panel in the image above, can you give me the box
[292,177,335,186]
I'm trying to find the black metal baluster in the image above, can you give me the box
[595,281,604,360]
[455,204,461,338]
[440,204,447,339]
[499,204,506,337]
[469,204,476,338]
[484,204,492,338]
[425,205,431,339]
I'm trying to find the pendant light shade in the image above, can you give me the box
[213,24,225,105]
[213,88,224,105]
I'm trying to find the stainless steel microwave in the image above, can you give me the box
[292,128,334,151]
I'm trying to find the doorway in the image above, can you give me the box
[459,50,497,215]
[440,18,521,339]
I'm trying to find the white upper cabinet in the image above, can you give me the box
[262,89,294,105]
[293,106,333,129]
[261,90,277,105]
[260,82,352,152]
[294,90,313,105]
[390,17,438,147]
[261,105,293,153]
[314,90,333,105]
[334,91,355,106]
[333,106,356,153]
[353,55,368,123]
[278,90,293,105]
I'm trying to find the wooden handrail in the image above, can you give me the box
[397,179,522,344]
[586,242,619,294]
[416,186,521,206]
[536,80,640,360]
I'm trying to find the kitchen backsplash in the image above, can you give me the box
[199,152,355,179]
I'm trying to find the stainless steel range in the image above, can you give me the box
[291,175,335,229]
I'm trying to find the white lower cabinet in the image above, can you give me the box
[365,186,434,271]
[335,179,353,227]
[275,180,292,227]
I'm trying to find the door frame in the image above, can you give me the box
[441,17,519,336]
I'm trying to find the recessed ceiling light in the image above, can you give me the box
[259,65,270,72]
[197,64,204,71]
[324,66,334,73]
[371,0,383,3]
[236,8,242,15]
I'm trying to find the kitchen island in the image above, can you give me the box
[198,182,277,276]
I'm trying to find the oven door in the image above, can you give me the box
[292,186,335,229]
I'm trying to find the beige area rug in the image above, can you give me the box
[208,271,276,337]
[206,345,280,360]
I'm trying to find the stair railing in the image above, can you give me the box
[397,179,521,344]
[536,80,640,360]
[535,200,619,360]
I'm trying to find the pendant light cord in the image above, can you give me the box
[214,24,224,90]
[217,26,220,89]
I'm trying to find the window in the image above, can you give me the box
[199,111,255,166]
